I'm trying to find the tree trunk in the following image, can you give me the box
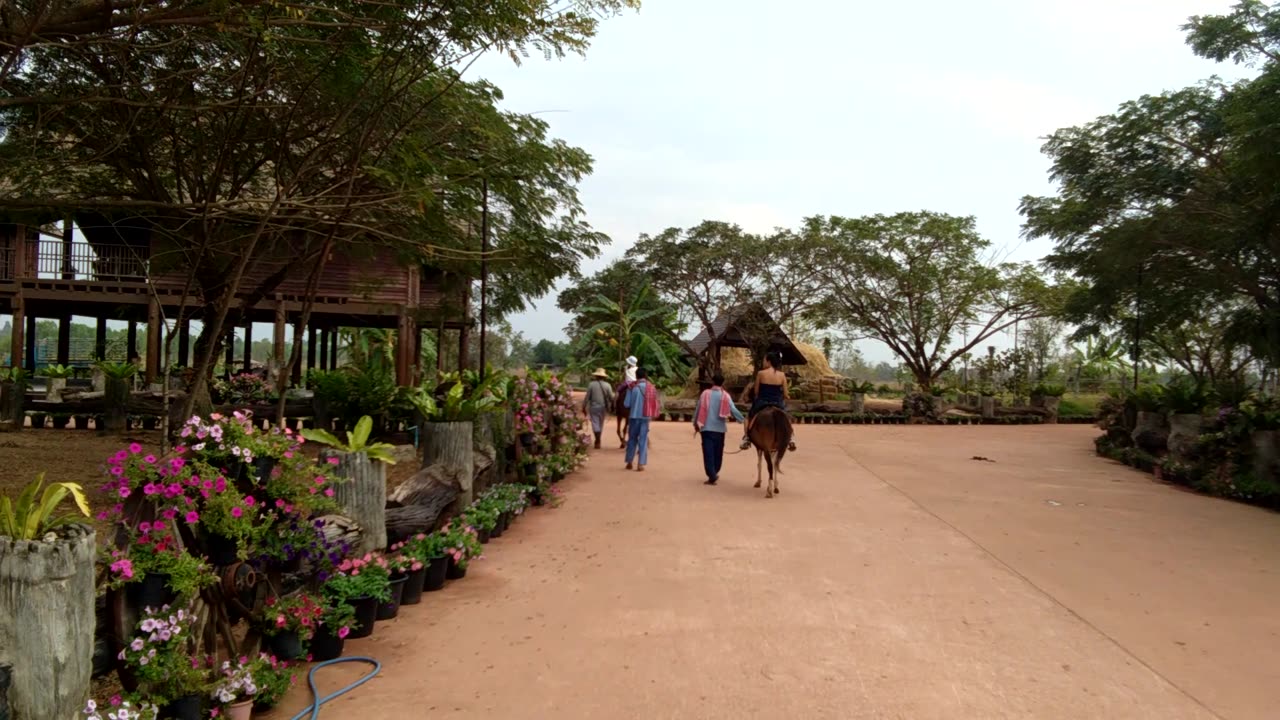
[327,451,387,555]
[980,396,996,418]
[103,377,129,433]
[422,422,474,507]
[0,525,96,720]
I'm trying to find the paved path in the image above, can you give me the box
[271,424,1280,720]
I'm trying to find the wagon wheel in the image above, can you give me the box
[106,495,281,689]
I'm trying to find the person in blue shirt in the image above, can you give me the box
[693,373,745,485]
[623,367,657,471]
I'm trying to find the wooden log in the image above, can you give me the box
[0,525,96,720]
[317,515,362,553]
[388,464,465,508]
[103,376,129,432]
[421,422,474,506]
[385,493,456,546]
[326,451,387,555]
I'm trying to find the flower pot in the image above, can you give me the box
[128,572,175,611]
[73,415,90,430]
[251,456,278,484]
[400,565,427,605]
[142,417,159,430]
[30,412,47,429]
[489,518,504,539]
[267,629,305,660]
[162,694,202,720]
[446,556,467,580]
[310,625,345,661]
[530,490,545,507]
[423,556,448,591]
[551,470,565,483]
[202,532,239,566]
[477,527,491,544]
[225,699,253,720]
[377,574,408,620]
[348,595,378,638]
[519,432,535,446]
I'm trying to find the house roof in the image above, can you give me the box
[685,302,808,366]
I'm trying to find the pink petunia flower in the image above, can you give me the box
[128,442,143,454]
[184,511,200,524]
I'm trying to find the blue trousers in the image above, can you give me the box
[625,418,650,466]
[700,430,725,479]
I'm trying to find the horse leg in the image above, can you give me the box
[763,449,775,499]
[754,448,763,488]
[770,450,780,496]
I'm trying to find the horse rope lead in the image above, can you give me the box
[288,656,382,720]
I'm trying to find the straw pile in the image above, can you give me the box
[680,342,844,397]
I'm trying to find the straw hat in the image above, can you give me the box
[592,368,609,379]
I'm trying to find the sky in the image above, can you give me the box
[473,0,1250,362]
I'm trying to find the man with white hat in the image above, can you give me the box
[582,368,615,449]
[624,355,638,385]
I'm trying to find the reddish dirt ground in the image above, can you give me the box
[264,423,1279,720]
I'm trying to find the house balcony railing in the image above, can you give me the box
[6,241,151,282]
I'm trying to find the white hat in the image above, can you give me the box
[626,355,638,367]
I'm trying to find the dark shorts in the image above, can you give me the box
[748,398,786,419]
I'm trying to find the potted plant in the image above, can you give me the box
[210,656,258,719]
[441,522,483,580]
[97,361,139,432]
[322,553,391,638]
[387,542,428,605]
[41,363,75,402]
[261,592,322,660]
[402,532,450,593]
[82,696,160,720]
[311,598,356,661]
[118,605,207,719]
[250,654,297,712]
[1162,379,1208,460]
[301,415,398,554]
[462,502,499,544]
[0,474,94,720]
[377,553,412,620]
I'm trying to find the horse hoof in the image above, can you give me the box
[774,488,780,494]
[765,493,773,499]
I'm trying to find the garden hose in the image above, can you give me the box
[288,656,382,720]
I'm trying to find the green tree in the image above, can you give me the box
[566,281,685,380]
[531,339,571,368]
[1022,1,1280,371]
[805,212,1055,391]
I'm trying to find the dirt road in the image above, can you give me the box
[270,424,1279,719]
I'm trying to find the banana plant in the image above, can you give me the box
[571,282,679,377]
[300,415,398,464]
[1,473,91,541]
[407,380,501,423]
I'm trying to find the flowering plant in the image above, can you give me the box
[185,461,262,555]
[261,592,323,639]
[322,552,392,603]
[104,521,215,600]
[383,544,424,576]
[181,411,293,466]
[82,697,159,720]
[460,502,499,532]
[440,522,483,571]
[249,654,297,711]
[117,604,208,705]
[399,532,449,562]
[215,372,270,405]
[318,596,357,640]
[210,656,258,705]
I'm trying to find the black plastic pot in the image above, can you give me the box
[489,518,504,539]
[73,415,90,430]
[142,417,159,430]
[267,630,305,660]
[348,596,378,638]
[251,456,278,483]
[203,532,239,566]
[519,432,535,446]
[377,574,408,620]
[310,625,345,661]
[423,556,448,591]
[128,573,175,611]
[477,527,491,544]
[162,694,202,720]
[400,565,428,605]
[446,556,467,580]
[530,490,545,507]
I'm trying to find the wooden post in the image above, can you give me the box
[145,298,161,385]
[242,322,253,374]
[223,329,235,380]
[0,526,96,720]
[327,451,387,555]
[126,320,138,363]
[59,215,74,280]
[56,315,70,366]
[318,327,328,370]
[94,316,107,361]
[422,421,475,507]
[7,295,22,369]
[306,325,317,375]
[329,328,338,369]
[435,325,443,373]
[395,314,415,387]
[23,315,34,372]
[12,224,26,281]
[290,317,304,387]
[177,318,190,367]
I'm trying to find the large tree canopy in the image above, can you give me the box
[1021,0,1280,369]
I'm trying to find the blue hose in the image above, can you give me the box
[288,656,382,720]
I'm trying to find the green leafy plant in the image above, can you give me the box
[41,364,75,379]
[0,367,32,388]
[96,361,138,379]
[849,380,875,394]
[300,416,398,464]
[324,552,392,603]
[1031,382,1066,397]
[400,531,449,562]
[249,654,297,711]
[408,379,501,423]
[1161,379,1208,415]
[1130,384,1165,412]
[0,473,90,540]
[461,502,499,532]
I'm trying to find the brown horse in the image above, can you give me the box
[614,381,630,448]
[748,406,792,498]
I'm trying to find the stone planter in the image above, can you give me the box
[1131,411,1169,455]
[1166,413,1203,461]
[0,525,96,720]
[45,377,67,403]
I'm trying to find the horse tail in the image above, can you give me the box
[774,412,792,472]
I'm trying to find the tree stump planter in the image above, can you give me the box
[1167,413,1204,461]
[327,451,387,555]
[46,378,67,403]
[422,421,475,508]
[1131,411,1169,455]
[0,381,24,429]
[979,396,996,419]
[1252,430,1278,486]
[0,525,96,720]
[103,377,130,433]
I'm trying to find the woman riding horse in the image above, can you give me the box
[740,350,798,451]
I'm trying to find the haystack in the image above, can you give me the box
[680,342,843,398]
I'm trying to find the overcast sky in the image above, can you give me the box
[475,0,1247,361]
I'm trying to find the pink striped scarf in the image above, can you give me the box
[696,387,732,426]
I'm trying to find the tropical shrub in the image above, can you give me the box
[0,473,89,540]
